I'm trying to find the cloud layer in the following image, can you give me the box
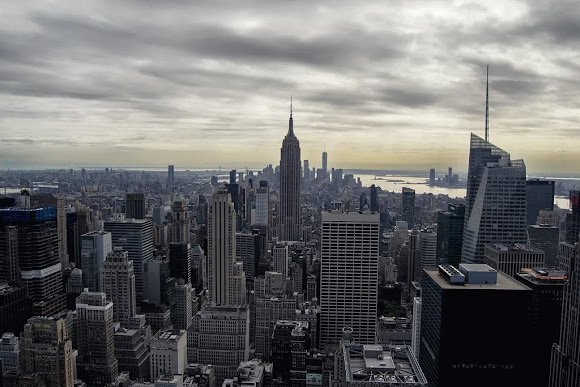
[1,0,579,173]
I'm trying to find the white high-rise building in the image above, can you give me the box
[273,243,290,278]
[80,230,112,292]
[320,211,380,346]
[188,305,250,385]
[208,189,240,306]
[193,190,250,385]
[484,243,545,278]
[415,229,437,284]
[412,297,422,360]
[101,247,136,324]
[150,330,187,381]
[462,134,528,263]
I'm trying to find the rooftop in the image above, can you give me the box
[486,243,543,253]
[517,267,567,284]
[425,267,530,291]
[155,330,184,341]
[342,343,427,385]
[321,211,380,222]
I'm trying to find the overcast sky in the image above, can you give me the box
[1,0,579,173]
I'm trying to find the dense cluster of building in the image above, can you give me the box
[0,106,579,387]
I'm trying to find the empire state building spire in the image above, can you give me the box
[280,99,301,241]
[289,97,294,135]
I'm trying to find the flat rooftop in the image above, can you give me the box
[321,211,380,223]
[343,344,427,385]
[425,268,530,291]
[486,243,543,253]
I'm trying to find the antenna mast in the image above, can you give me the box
[485,65,489,142]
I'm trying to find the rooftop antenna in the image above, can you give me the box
[485,65,489,142]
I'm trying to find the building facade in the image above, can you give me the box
[462,134,528,263]
[76,291,118,385]
[104,218,154,303]
[279,106,302,241]
[101,247,137,324]
[320,211,380,346]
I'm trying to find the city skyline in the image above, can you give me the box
[1,1,580,173]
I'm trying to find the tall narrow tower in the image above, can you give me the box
[462,134,528,263]
[279,100,302,241]
[101,247,137,325]
[485,65,489,142]
[207,189,237,305]
[322,149,328,180]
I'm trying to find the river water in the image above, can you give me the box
[354,173,570,209]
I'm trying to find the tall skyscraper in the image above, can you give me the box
[20,316,74,387]
[370,184,379,212]
[236,231,259,282]
[322,150,328,180]
[80,230,112,292]
[0,207,66,316]
[31,193,69,268]
[254,181,270,224]
[420,264,534,387]
[167,165,175,191]
[0,283,31,339]
[279,102,302,241]
[401,187,415,227]
[273,243,290,278]
[172,280,193,330]
[462,134,528,263]
[565,190,580,244]
[169,242,192,284]
[412,297,422,360]
[550,243,580,386]
[436,204,465,267]
[529,224,560,267]
[320,211,379,346]
[526,179,555,225]
[143,258,174,307]
[207,189,240,306]
[125,192,146,220]
[429,168,436,185]
[168,195,190,244]
[406,229,420,293]
[464,133,509,227]
[101,248,137,324]
[104,218,154,303]
[484,243,545,278]
[76,291,118,385]
[303,160,310,180]
[415,229,437,285]
[516,267,566,387]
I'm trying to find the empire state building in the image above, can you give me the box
[279,101,302,241]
